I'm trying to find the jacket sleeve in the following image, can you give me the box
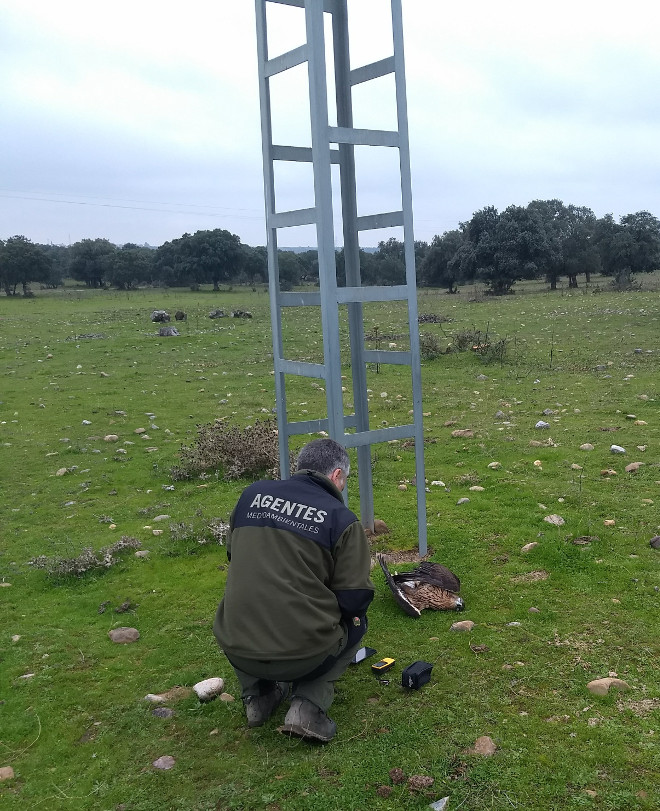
[330,521,375,621]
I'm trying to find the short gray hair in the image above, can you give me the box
[296,438,350,478]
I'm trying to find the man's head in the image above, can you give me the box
[296,438,350,491]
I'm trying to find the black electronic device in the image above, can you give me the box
[401,660,433,689]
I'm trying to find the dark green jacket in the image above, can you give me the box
[213,470,374,662]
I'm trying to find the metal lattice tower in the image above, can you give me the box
[255,0,427,554]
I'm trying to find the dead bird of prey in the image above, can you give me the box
[377,553,465,617]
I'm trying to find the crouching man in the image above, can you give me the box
[213,438,374,742]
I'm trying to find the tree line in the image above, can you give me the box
[2,200,659,296]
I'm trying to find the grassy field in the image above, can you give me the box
[1,277,659,810]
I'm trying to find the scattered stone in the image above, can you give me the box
[528,607,540,613]
[533,460,542,468]
[625,414,637,420]
[535,420,550,429]
[19,673,35,679]
[465,735,497,756]
[153,514,170,522]
[451,429,474,438]
[476,374,488,381]
[600,469,617,477]
[151,310,170,323]
[135,550,150,558]
[152,707,175,719]
[389,767,406,784]
[429,798,450,811]
[144,694,166,703]
[457,497,470,505]
[220,692,235,702]
[443,420,457,427]
[521,542,538,553]
[108,627,140,644]
[469,485,485,492]
[610,445,626,454]
[55,467,68,476]
[159,326,179,337]
[641,499,654,505]
[98,600,111,614]
[398,484,408,491]
[543,514,565,526]
[649,536,660,550]
[11,634,21,642]
[430,480,446,487]
[152,755,176,770]
[193,677,225,702]
[208,309,226,319]
[603,519,616,527]
[573,536,599,545]
[408,775,434,791]
[579,443,594,451]
[587,678,630,697]
[174,310,187,321]
[625,462,644,473]
[634,419,648,426]
[487,461,501,469]
[82,419,92,425]
[0,767,15,781]
[571,464,583,470]
[373,519,389,535]
[451,620,475,632]
[104,434,119,442]
[152,529,164,535]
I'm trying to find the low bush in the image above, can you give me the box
[28,536,142,579]
[171,418,281,481]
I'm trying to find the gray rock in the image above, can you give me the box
[108,627,140,644]
[152,755,176,770]
[151,310,170,323]
[152,707,175,719]
[158,326,179,337]
[456,497,470,505]
[650,536,660,550]
[610,445,626,454]
[174,310,187,321]
[494,410,506,419]
[535,421,550,429]
[209,309,226,319]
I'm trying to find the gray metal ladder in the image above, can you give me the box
[254,0,427,554]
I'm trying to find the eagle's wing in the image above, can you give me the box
[393,561,460,593]
[376,553,421,618]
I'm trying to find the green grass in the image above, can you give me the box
[1,278,660,810]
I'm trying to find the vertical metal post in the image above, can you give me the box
[331,0,374,528]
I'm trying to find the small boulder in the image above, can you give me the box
[610,445,626,454]
[0,767,15,781]
[151,310,170,323]
[104,434,119,442]
[451,620,475,632]
[152,755,176,770]
[466,735,497,756]
[535,421,550,429]
[543,514,565,526]
[587,677,630,697]
[649,536,660,550]
[625,462,644,473]
[108,627,140,644]
[193,677,225,702]
[174,310,187,321]
[580,443,594,451]
[521,542,539,553]
[451,428,474,438]
[158,326,179,337]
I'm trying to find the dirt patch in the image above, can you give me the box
[617,698,660,717]
[511,570,549,584]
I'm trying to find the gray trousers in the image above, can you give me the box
[225,625,364,712]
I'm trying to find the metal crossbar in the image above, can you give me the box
[255,0,427,555]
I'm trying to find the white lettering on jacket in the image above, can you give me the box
[248,493,327,524]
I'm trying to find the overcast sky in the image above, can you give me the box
[2,0,660,249]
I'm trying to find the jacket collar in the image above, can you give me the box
[293,469,344,503]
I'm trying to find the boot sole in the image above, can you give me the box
[279,722,335,743]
